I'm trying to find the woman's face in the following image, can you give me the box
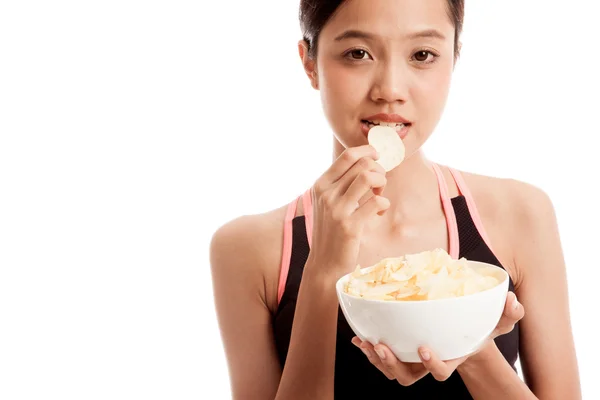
[303,0,457,157]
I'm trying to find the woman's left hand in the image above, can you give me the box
[351,291,525,385]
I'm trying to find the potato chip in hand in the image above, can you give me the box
[368,126,405,172]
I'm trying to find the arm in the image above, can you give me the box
[458,182,581,399]
[210,216,344,400]
[513,183,581,398]
[457,341,537,399]
[210,217,283,399]
[275,261,339,400]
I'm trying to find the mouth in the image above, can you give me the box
[362,119,411,130]
[360,119,412,137]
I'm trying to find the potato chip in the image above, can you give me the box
[368,126,406,172]
[343,248,501,301]
[393,287,420,299]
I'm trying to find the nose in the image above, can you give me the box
[369,60,409,104]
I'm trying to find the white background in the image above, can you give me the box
[1,0,598,399]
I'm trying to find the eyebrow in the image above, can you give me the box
[334,30,376,42]
[407,29,446,40]
[334,29,446,42]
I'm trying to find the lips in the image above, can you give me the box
[362,113,412,124]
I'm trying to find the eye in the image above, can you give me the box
[345,49,372,61]
[412,50,439,64]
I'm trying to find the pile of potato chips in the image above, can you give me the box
[344,248,500,301]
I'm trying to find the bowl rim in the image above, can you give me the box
[336,260,509,305]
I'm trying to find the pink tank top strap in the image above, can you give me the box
[302,187,313,248]
[431,163,460,259]
[447,167,495,253]
[277,195,300,304]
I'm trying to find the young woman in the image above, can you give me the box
[210,0,581,398]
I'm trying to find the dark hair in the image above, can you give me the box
[299,0,465,59]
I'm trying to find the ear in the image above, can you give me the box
[454,40,463,65]
[298,40,319,90]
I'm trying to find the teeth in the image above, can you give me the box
[365,120,405,128]
[380,122,404,128]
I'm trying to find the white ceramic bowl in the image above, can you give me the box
[335,260,509,362]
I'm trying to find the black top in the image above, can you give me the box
[272,195,519,399]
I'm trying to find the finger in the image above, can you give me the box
[343,171,387,211]
[356,189,387,215]
[321,145,379,184]
[372,185,385,196]
[355,342,395,380]
[374,344,428,386]
[353,194,391,219]
[357,189,375,208]
[493,291,525,338]
[355,163,387,208]
[334,156,385,199]
[418,347,455,382]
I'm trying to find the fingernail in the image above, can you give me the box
[420,349,431,361]
[513,299,519,310]
[375,347,386,360]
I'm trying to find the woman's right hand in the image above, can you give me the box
[305,145,390,279]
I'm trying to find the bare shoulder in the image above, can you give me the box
[209,205,289,313]
[455,169,556,287]
[460,170,554,219]
[460,170,551,206]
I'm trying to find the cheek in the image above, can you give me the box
[404,67,453,151]
[320,63,366,122]
[414,69,453,118]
